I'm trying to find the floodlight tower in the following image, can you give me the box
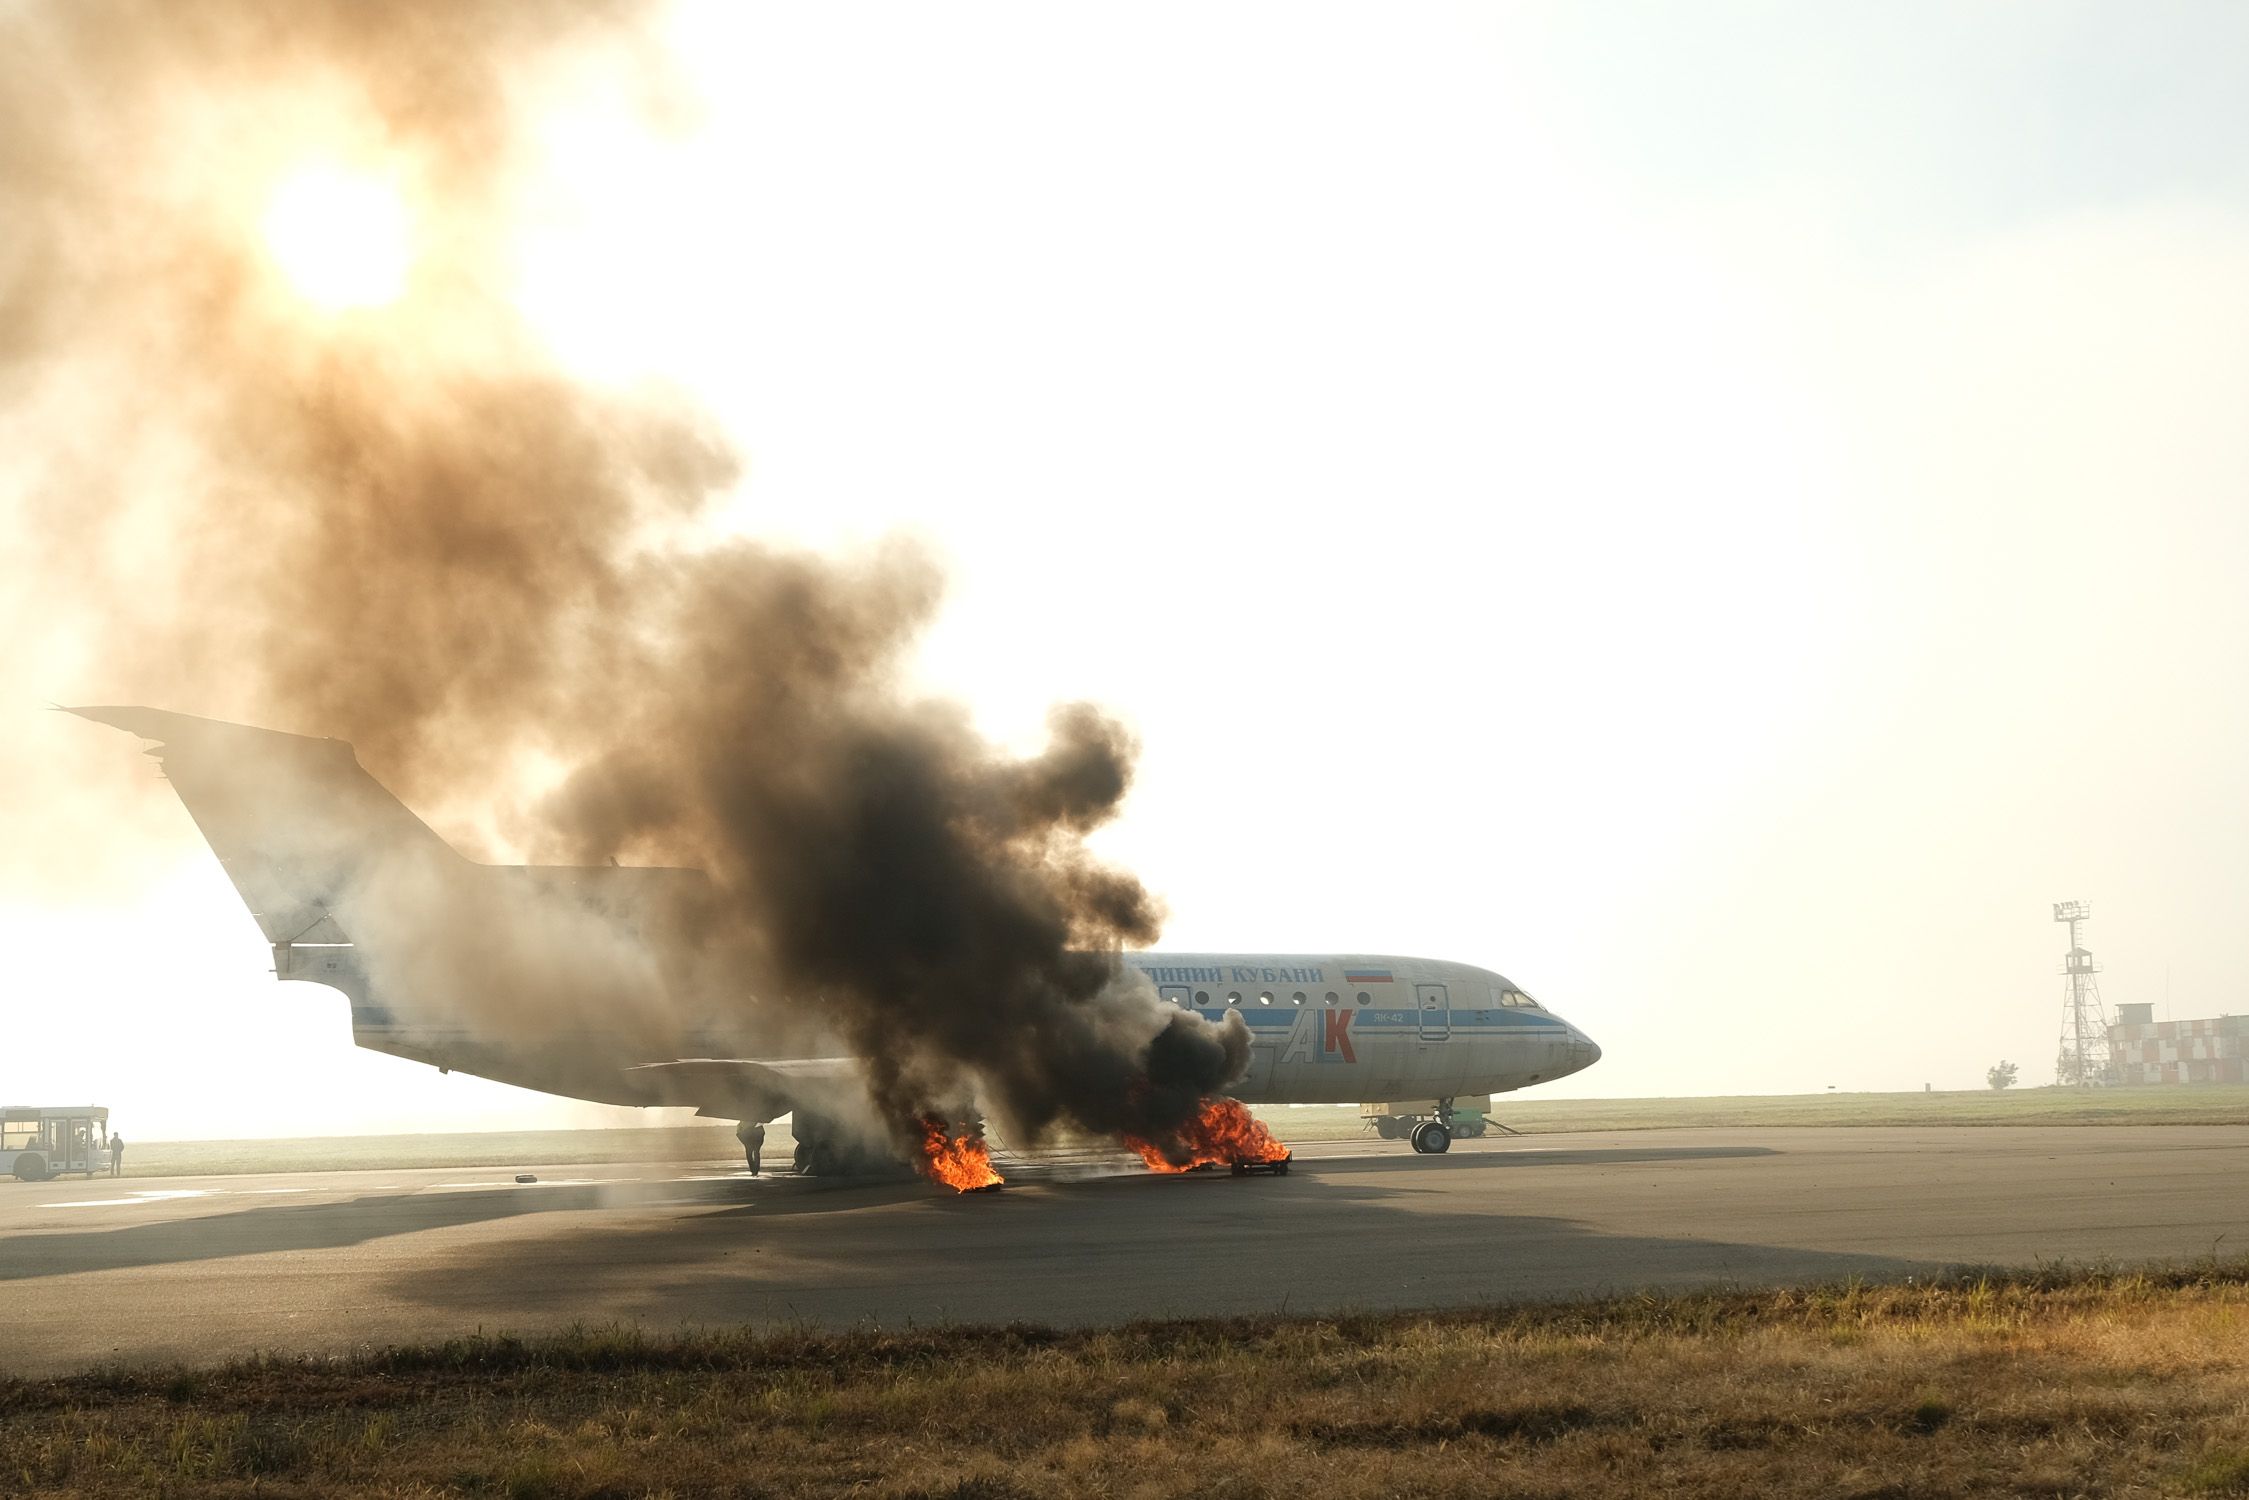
[2052,901,2112,1087]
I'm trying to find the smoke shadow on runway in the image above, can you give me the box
[0,1144,1787,1289]
[369,1158,1940,1338]
[0,1174,893,1283]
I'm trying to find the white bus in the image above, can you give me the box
[2,1105,111,1182]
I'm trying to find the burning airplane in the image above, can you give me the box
[70,706,1600,1183]
[13,0,1597,1189]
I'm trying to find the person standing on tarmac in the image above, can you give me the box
[736,1120,765,1176]
[109,1131,125,1177]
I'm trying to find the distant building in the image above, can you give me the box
[2107,1002,2246,1085]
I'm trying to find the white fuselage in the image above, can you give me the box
[1125,952,1600,1103]
[75,707,1605,1139]
[321,946,1600,1112]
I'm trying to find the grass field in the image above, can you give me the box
[6,1262,2248,1498]
[98,1084,2249,1179]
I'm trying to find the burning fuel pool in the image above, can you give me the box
[912,1099,1293,1194]
[915,1118,1006,1192]
[1125,1098,1291,1174]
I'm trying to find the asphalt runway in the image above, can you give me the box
[3,1125,2246,1377]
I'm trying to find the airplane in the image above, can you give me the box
[70,706,1602,1167]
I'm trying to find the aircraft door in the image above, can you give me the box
[1416,983,1451,1041]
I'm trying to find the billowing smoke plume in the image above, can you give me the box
[1,2,1249,1155]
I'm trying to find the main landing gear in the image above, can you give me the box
[789,1111,913,1178]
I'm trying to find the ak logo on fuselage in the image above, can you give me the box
[1278,1008,1357,1066]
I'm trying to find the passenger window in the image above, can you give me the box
[1226,992,1241,1005]
[1325,992,1339,1006]
[1194,990,1209,1004]
[1258,992,1272,1005]
[1356,991,1370,1005]
[1291,991,1306,1005]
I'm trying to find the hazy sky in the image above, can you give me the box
[8,2,2248,1137]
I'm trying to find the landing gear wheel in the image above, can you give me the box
[1410,1122,1451,1155]
[788,1112,919,1178]
[13,1151,47,1182]
[792,1112,832,1175]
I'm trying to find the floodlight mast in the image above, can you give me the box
[2052,901,2111,1087]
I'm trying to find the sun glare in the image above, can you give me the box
[260,167,412,310]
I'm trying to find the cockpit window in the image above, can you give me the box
[1497,987,1541,1009]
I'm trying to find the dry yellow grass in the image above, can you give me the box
[7,1263,2249,1497]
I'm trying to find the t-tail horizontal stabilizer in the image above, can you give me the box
[66,705,461,945]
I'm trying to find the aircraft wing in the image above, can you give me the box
[624,1056,864,1122]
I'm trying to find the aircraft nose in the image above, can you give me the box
[1570,1028,1602,1072]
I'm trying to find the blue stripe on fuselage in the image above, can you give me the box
[1194,1008,1567,1033]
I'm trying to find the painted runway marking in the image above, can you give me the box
[50,1189,213,1208]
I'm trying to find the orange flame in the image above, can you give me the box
[1126,1097,1289,1173]
[915,1116,1004,1191]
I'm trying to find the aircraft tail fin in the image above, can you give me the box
[67,706,461,944]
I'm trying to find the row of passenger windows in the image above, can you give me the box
[1172,988,1542,1010]
[1181,991,1370,1007]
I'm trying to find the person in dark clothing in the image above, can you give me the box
[109,1132,125,1177]
[736,1120,765,1176]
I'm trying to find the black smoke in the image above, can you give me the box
[1,1,1249,1156]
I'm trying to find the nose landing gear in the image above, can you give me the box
[1410,1120,1451,1154]
[1365,1096,1492,1151]
[1409,1098,1454,1154]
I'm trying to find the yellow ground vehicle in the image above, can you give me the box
[1360,1095,1495,1151]
[2,1105,111,1182]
